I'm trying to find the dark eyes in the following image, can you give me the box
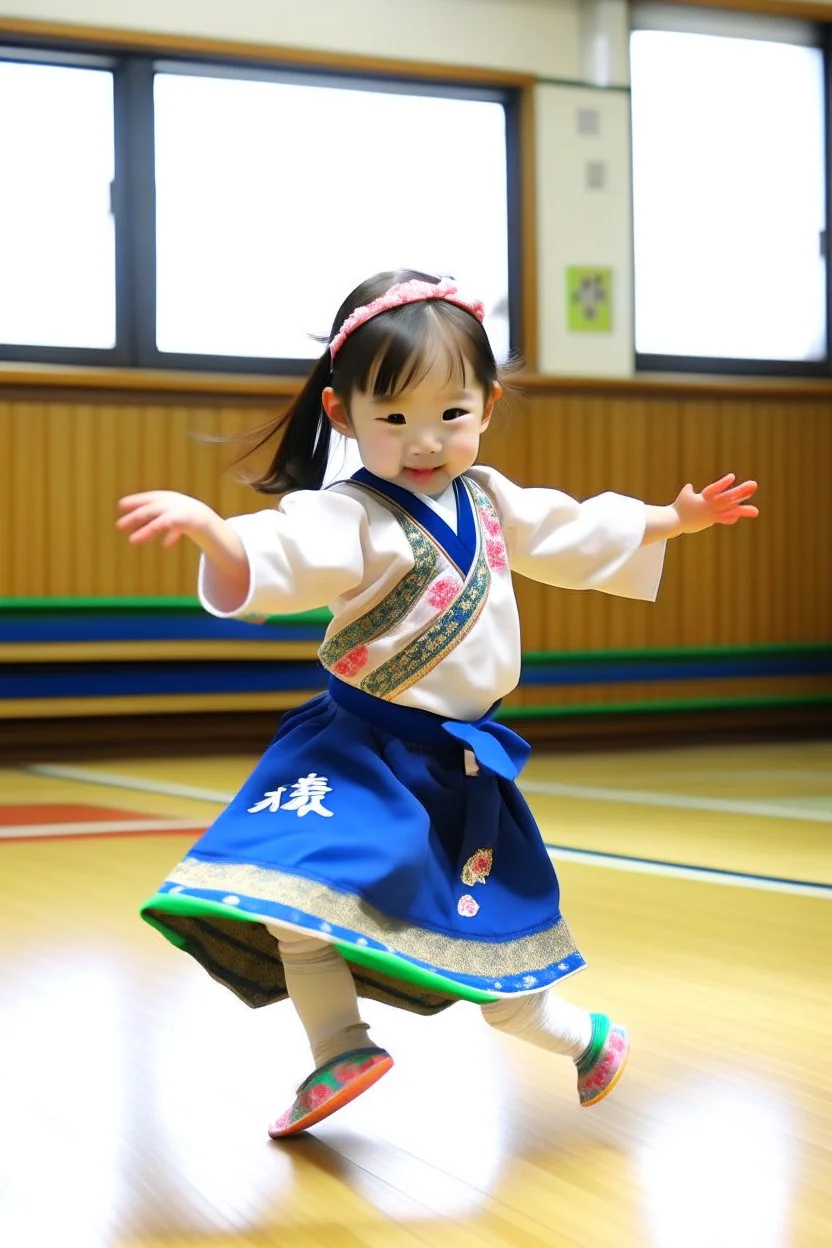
[378,408,467,425]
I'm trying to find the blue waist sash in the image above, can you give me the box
[327,677,531,781]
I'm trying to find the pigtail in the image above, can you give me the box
[246,351,334,495]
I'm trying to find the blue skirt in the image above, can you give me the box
[141,679,585,1015]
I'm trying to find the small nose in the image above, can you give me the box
[411,428,443,455]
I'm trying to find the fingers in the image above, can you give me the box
[116,502,163,533]
[725,479,757,500]
[716,504,759,525]
[125,512,180,545]
[700,474,735,500]
[117,492,167,513]
[712,481,758,507]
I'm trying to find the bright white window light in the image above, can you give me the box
[631,31,826,361]
[153,71,510,363]
[0,60,115,349]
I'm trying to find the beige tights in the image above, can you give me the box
[481,989,592,1061]
[270,927,591,1068]
[269,927,376,1068]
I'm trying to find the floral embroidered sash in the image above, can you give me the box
[318,473,500,699]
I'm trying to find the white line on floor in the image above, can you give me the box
[0,817,201,839]
[26,763,233,804]
[34,763,831,823]
[26,761,832,895]
[522,780,832,823]
[546,846,830,899]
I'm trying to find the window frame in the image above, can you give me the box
[0,34,525,375]
[631,22,832,379]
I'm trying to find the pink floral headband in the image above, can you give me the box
[329,277,486,361]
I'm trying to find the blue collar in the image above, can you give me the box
[350,469,478,577]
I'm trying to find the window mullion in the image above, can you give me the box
[114,55,157,367]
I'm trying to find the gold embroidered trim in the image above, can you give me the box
[359,481,492,699]
[360,552,489,698]
[319,507,438,669]
[166,856,578,977]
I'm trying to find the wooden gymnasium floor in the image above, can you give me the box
[1,739,830,1248]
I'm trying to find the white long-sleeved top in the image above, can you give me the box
[199,465,665,720]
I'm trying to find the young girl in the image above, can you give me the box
[118,269,758,1138]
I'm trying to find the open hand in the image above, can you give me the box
[116,491,220,548]
[672,474,758,535]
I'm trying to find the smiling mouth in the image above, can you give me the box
[404,466,442,479]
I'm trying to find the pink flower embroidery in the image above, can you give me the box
[301,1082,332,1110]
[428,576,458,611]
[486,538,507,570]
[480,508,502,538]
[461,848,494,886]
[457,894,479,918]
[332,1055,378,1084]
[332,645,369,678]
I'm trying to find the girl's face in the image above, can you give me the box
[323,357,501,497]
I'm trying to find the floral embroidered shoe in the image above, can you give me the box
[268,1047,394,1139]
[576,1014,629,1108]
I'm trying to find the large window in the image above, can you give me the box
[0,57,116,351]
[630,9,827,374]
[0,49,517,372]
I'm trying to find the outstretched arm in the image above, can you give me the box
[117,491,250,606]
[643,474,759,545]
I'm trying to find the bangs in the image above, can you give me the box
[370,319,468,397]
[332,301,496,401]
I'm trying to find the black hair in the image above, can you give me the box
[246,268,501,495]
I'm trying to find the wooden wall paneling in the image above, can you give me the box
[728,399,756,647]
[556,393,587,654]
[790,398,821,641]
[179,403,220,595]
[46,400,73,596]
[72,404,97,597]
[91,402,117,598]
[11,401,47,596]
[751,401,774,644]
[642,398,683,651]
[769,397,794,642]
[574,392,610,656]
[163,404,190,596]
[683,396,720,647]
[0,403,11,595]
[136,404,164,596]
[517,393,553,657]
[2,383,830,649]
[0,405,7,596]
[812,401,832,642]
[116,403,143,596]
[612,394,643,654]
[217,405,268,519]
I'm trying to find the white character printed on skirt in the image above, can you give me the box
[247,774,334,818]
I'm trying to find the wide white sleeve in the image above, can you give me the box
[198,488,368,618]
[470,465,665,601]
